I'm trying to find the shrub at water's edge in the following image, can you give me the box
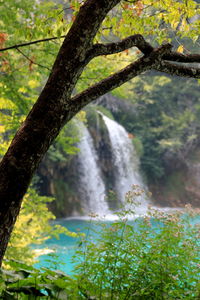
[0,187,200,299]
[3,188,78,268]
[73,187,200,299]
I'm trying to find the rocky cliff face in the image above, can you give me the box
[38,155,81,217]
[37,98,200,217]
[96,94,200,209]
[85,108,116,199]
[187,150,200,204]
[37,107,119,217]
[150,148,200,208]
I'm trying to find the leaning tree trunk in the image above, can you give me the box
[0,0,121,266]
[1,0,199,266]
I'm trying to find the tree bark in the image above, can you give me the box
[0,0,200,266]
[0,0,121,266]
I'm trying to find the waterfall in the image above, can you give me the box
[75,115,149,217]
[102,115,149,211]
[77,123,109,216]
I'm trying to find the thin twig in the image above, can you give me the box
[0,35,66,52]
[16,48,51,70]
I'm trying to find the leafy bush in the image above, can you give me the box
[1,187,200,299]
[132,136,144,158]
[74,186,200,299]
[4,188,75,267]
[0,260,78,299]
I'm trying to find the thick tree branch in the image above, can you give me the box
[163,52,200,63]
[89,34,153,57]
[154,61,200,78]
[89,34,200,64]
[71,43,172,112]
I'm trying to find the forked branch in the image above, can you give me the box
[89,34,200,64]
[89,34,153,57]
[71,43,172,111]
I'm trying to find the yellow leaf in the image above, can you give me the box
[18,87,27,93]
[171,20,179,30]
[177,45,184,53]
[0,97,15,109]
[28,80,39,88]
[76,111,86,122]
[0,125,5,133]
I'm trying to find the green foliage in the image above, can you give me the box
[47,111,87,163]
[2,0,198,115]
[94,106,114,121]
[1,187,199,299]
[76,51,136,99]
[73,187,200,299]
[0,261,78,299]
[1,0,200,176]
[0,1,86,269]
[132,136,144,158]
[114,74,200,180]
[47,119,81,163]
[4,188,76,267]
[85,105,114,127]
[107,0,200,42]
[0,0,83,160]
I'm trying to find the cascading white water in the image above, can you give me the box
[77,123,109,216]
[102,115,149,212]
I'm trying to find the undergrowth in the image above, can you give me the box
[0,186,200,299]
